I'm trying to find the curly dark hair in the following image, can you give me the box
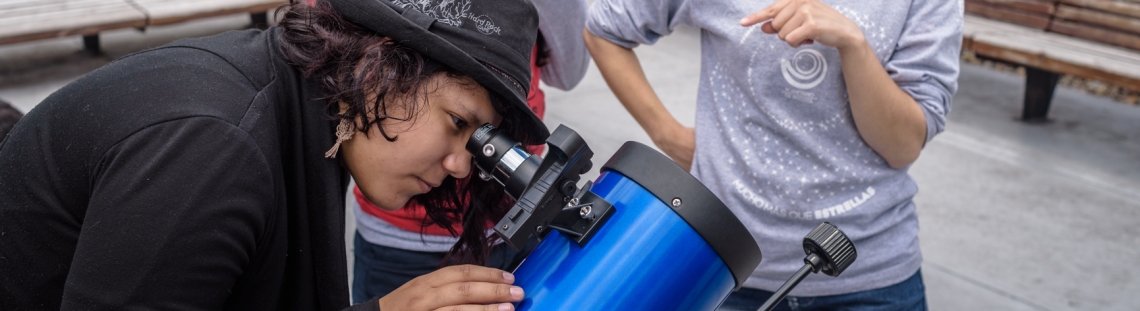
[276,1,515,265]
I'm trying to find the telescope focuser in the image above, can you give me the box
[466,124,613,250]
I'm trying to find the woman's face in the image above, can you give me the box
[341,74,502,211]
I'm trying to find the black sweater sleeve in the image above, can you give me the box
[59,117,275,310]
[347,297,382,311]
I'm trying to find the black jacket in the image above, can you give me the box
[0,28,375,311]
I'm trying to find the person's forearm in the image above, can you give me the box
[584,29,695,169]
[839,39,927,169]
[583,29,679,138]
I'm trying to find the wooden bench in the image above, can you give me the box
[132,0,283,28]
[0,0,148,52]
[963,0,1140,122]
[0,0,285,54]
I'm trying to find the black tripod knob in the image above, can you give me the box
[757,222,857,311]
[802,222,857,276]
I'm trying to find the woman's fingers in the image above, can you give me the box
[768,1,800,34]
[776,9,808,42]
[761,21,777,34]
[784,27,816,48]
[746,0,859,49]
[433,303,516,311]
[380,265,523,311]
[428,282,524,306]
[417,265,515,288]
[740,0,791,26]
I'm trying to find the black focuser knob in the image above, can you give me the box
[802,222,857,277]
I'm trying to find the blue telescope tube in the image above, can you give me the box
[512,170,736,310]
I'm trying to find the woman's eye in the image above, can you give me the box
[450,114,468,128]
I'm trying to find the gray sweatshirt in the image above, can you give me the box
[587,0,961,296]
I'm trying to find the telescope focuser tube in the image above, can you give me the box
[467,124,538,199]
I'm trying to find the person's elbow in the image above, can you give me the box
[883,148,920,170]
[583,28,603,53]
[583,28,623,55]
[881,96,934,169]
[881,132,925,169]
[539,51,590,91]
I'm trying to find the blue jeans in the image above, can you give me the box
[351,232,525,304]
[717,270,927,311]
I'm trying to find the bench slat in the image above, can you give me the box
[1049,19,1140,51]
[131,0,284,26]
[0,0,110,12]
[965,15,1140,89]
[0,0,289,47]
[0,0,130,18]
[1055,4,1140,36]
[965,1,1052,30]
[0,3,144,29]
[966,15,1140,65]
[1060,0,1140,19]
[0,0,145,45]
[966,0,1057,15]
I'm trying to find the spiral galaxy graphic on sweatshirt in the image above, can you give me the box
[780,49,827,90]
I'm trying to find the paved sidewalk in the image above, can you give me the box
[2,15,1138,311]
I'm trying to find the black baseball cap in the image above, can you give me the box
[330,0,549,145]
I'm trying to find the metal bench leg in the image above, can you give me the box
[251,11,269,30]
[1021,66,1060,123]
[83,34,101,55]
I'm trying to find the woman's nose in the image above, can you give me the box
[443,147,473,179]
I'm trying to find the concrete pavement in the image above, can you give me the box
[1,13,1137,311]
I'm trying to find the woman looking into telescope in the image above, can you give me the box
[0,0,543,310]
[347,0,592,304]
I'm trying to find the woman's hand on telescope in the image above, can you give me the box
[739,0,865,51]
[378,265,524,311]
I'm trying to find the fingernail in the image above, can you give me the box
[739,17,749,24]
[510,286,524,299]
[499,303,513,311]
[503,272,515,283]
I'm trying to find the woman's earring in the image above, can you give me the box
[324,117,356,158]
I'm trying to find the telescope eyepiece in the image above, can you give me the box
[467,124,537,199]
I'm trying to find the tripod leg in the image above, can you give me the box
[757,264,813,311]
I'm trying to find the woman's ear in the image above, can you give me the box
[338,100,350,114]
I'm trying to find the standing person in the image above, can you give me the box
[349,0,591,303]
[584,0,960,309]
[0,0,546,310]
